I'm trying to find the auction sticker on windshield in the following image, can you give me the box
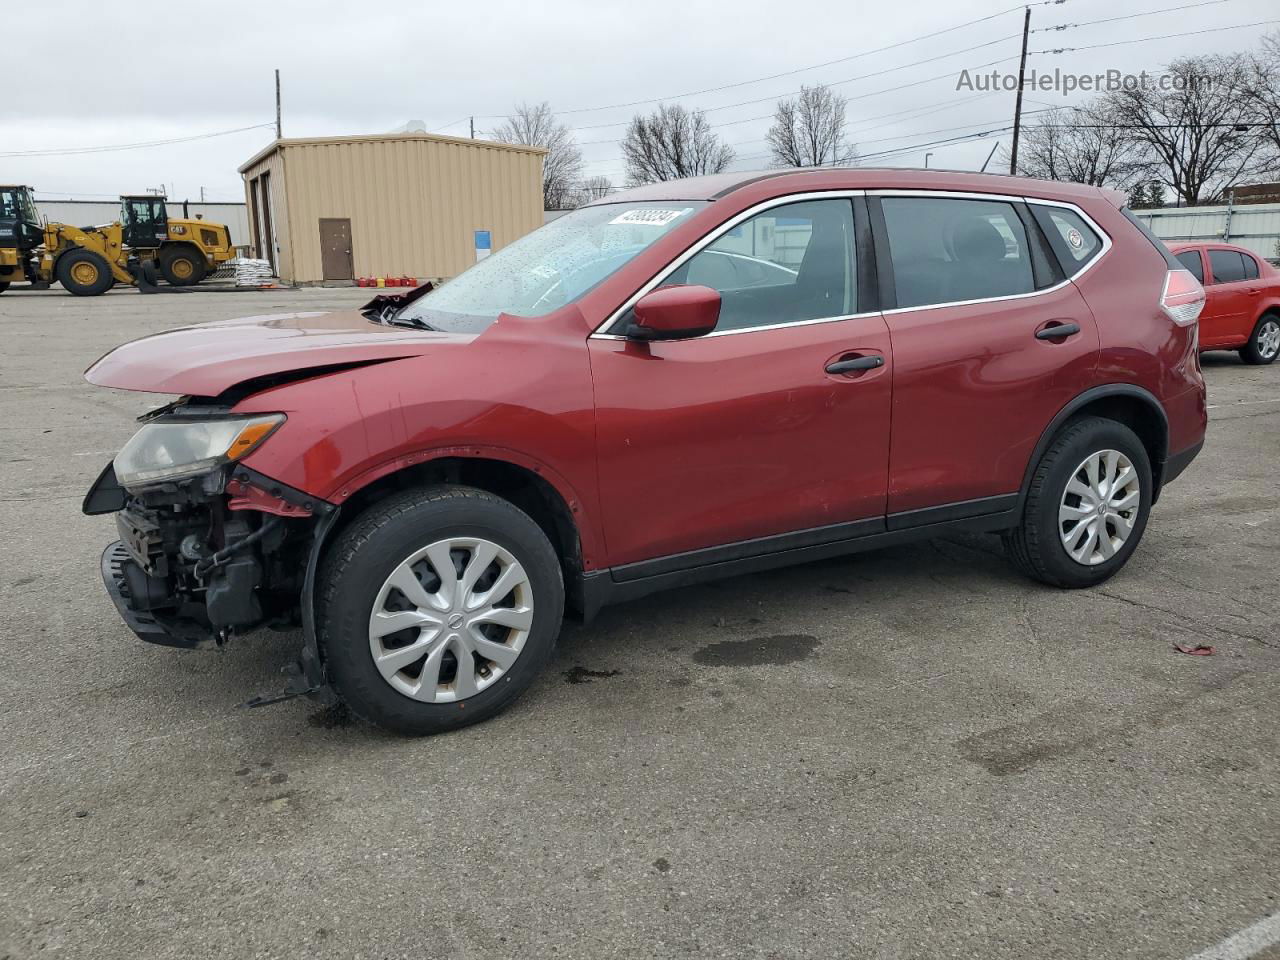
[609,208,692,226]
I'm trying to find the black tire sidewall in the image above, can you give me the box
[1029,419,1152,587]
[160,247,206,285]
[56,250,113,296]
[319,492,564,735]
[1241,314,1279,365]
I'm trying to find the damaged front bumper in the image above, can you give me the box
[85,459,339,703]
[101,541,216,648]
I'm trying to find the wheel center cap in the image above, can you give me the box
[448,612,464,629]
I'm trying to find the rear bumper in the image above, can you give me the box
[1162,438,1203,487]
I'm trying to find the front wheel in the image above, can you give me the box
[317,485,564,735]
[1003,416,1152,588]
[1239,314,1280,365]
[56,249,114,296]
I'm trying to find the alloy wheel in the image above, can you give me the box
[1258,319,1280,360]
[1058,449,1141,566]
[368,537,534,702]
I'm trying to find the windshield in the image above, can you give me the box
[395,201,707,332]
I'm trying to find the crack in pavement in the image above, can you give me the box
[1089,588,1279,650]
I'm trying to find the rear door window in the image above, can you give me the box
[1242,253,1260,280]
[1175,250,1205,283]
[879,196,1034,309]
[1208,250,1245,284]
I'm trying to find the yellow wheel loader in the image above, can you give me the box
[0,186,235,297]
[118,194,235,286]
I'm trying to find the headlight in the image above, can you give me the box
[113,413,285,488]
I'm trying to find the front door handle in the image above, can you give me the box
[1036,322,1080,340]
[826,355,884,374]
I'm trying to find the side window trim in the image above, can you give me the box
[1015,201,1065,289]
[593,189,870,338]
[866,195,897,311]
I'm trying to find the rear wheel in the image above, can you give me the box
[0,281,9,294]
[1239,314,1280,365]
[317,485,564,735]
[1003,416,1152,588]
[56,249,114,296]
[158,246,206,285]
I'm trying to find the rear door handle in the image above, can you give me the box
[1036,322,1080,340]
[826,355,884,374]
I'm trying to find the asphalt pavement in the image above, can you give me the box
[0,285,1276,959]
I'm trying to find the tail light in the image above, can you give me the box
[1161,269,1205,326]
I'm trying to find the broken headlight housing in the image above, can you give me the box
[113,413,285,489]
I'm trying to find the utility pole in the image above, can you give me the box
[1009,6,1031,175]
[275,69,283,139]
[469,116,475,139]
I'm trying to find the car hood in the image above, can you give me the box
[85,310,475,396]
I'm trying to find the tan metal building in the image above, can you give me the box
[238,133,546,284]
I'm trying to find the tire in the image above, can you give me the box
[0,281,9,294]
[317,485,564,735]
[1239,313,1280,365]
[1002,416,1152,588]
[158,246,207,285]
[55,249,114,296]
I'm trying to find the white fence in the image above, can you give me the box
[1132,201,1280,262]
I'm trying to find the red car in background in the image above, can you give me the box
[1169,242,1280,364]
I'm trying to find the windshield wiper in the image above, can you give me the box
[384,312,437,330]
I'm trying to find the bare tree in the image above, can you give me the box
[1104,54,1267,204]
[1245,32,1280,169]
[490,102,583,210]
[1008,102,1150,190]
[767,84,856,168]
[621,104,734,185]
[570,175,613,207]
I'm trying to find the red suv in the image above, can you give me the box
[83,169,1207,735]
[1169,242,1280,364]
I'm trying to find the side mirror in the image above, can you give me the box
[627,284,720,340]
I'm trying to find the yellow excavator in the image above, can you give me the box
[0,186,235,296]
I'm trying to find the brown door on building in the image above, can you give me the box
[319,218,353,281]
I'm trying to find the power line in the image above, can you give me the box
[483,2,1041,120]
[1034,0,1242,33]
[573,51,1021,154]
[0,122,276,159]
[1033,17,1280,54]
[576,94,1010,167]
[727,111,1055,166]
[564,35,1023,132]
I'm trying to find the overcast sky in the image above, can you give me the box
[4,0,1277,204]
